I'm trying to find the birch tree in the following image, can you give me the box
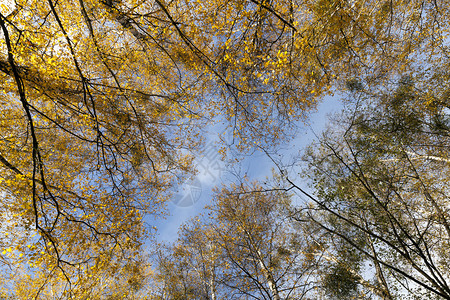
[154,182,315,299]
[294,77,450,299]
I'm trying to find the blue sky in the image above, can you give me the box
[154,95,342,243]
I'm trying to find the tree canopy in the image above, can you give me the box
[1,0,450,298]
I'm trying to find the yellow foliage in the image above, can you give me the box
[0,0,449,297]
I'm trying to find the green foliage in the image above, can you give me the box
[323,264,359,300]
[301,75,450,299]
